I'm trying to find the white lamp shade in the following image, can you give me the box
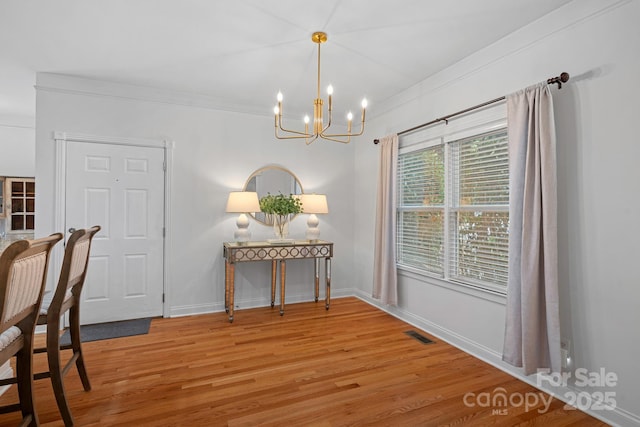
[298,194,328,214]
[226,191,260,213]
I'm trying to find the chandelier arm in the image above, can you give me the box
[321,128,365,138]
[321,123,332,135]
[321,119,365,139]
[320,106,332,134]
[276,99,313,136]
[305,135,320,145]
[278,117,314,136]
[275,131,316,140]
[275,125,315,139]
[318,134,351,144]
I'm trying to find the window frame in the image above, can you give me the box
[3,177,36,234]
[396,105,508,296]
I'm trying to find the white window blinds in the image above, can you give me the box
[448,129,509,291]
[397,128,509,293]
[397,144,444,275]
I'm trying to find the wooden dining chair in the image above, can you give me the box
[33,226,100,427]
[0,233,63,427]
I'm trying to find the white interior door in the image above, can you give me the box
[65,141,165,324]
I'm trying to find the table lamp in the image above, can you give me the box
[298,194,328,241]
[226,191,260,244]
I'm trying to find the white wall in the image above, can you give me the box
[0,123,35,176]
[35,75,356,317]
[0,120,35,235]
[355,0,639,425]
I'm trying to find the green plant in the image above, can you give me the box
[259,193,303,216]
[259,193,303,238]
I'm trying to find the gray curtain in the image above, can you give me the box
[502,83,561,375]
[373,134,398,305]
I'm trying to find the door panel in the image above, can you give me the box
[66,141,164,324]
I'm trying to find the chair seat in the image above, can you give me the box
[39,290,73,315]
[0,326,22,351]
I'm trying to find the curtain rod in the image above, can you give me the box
[373,72,569,144]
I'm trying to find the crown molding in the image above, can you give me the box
[0,114,35,129]
[35,73,272,118]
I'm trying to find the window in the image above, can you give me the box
[3,177,35,232]
[397,128,509,294]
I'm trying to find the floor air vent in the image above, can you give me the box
[404,330,434,345]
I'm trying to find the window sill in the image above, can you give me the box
[397,264,507,305]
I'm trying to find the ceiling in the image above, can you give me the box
[0,0,573,124]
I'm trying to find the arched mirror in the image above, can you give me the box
[244,166,303,225]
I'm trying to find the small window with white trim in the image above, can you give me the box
[397,120,509,294]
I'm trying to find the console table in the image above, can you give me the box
[223,240,333,323]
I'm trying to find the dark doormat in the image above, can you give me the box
[60,318,152,345]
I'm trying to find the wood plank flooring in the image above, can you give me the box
[0,297,607,426]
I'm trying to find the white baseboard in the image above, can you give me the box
[168,288,353,318]
[354,289,640,427]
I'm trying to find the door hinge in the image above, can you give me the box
[162,161,166,171]
[162,227,166,237]
[162,293,165,303]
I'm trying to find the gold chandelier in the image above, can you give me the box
[273,31,367,144]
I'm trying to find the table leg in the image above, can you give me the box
[314,258,320,302]
[228,262,235,322]
[224,260,229,313]
[280,259,286,315]
[271,260,277,307]
[325,257,331,310]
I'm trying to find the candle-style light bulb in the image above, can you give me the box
[273,106,280,115]
[326,85,333,112]
[304,114,310,140]
[277,92,283,102]
[347,112,353,121]
[361,98,368,109]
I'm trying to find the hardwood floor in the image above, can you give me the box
[0,297,606,426]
